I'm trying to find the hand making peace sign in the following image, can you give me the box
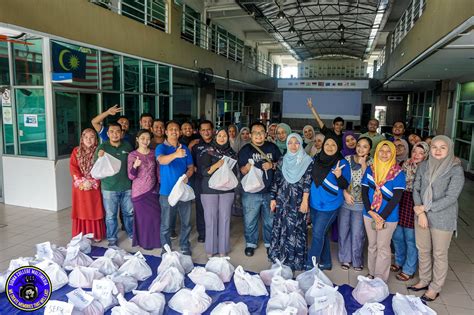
[332,160,345,178]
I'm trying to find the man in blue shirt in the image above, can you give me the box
[91,104,133,147]
[156,121,194,255]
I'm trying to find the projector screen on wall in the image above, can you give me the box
[282,90,362,120]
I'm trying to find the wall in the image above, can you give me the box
[56,158,72,210]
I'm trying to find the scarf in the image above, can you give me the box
[228,124,240,152]
[76,128,98,178]
[403,141,430,192]
[282,133,313,184]
[208,128,237,159]
[237,127,251,151]
[267,123,278,141]
[275,123,292,154]
[312,134,343,187]
[423,135,458,211]
[302,125,316,145]
[395,139,410,164]
[370,141,402,211]
[341,131,359,157]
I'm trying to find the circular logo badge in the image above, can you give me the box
[5,266,52,311]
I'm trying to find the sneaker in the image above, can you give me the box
[170,231,178,240]
[244,247,254,257]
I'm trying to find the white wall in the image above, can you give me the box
[56,158,72,210]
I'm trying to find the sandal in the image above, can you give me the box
[353,266,363,272]
[341,263,350,270]
[390,264,401,272]
[396,272,414,281]
[421,292,439,302]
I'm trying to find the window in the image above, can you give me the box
[408,90,434,137]
[102,92,121,127]
[147,0,168,31]
[173,85,197,123]
[454,82,474,170]
[159,96,170,120]
[124,57,140,92]
[159,65,170,95]
[216,89,243,127]
[143,61,156,93]
[0,42,9,85]
[143,95,156,118]
[124,94,140,134]
[101,52,121,91]
[13,39,43,86]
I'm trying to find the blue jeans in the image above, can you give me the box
[392,225,418,275]
[337,205,365,268]
[102,189,134,242]
[241,192,274,248]
[307,208,337,269]
[159,195,191,252]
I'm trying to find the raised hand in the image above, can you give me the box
[332,160,345,178]
[106,104,122,116]
[133,156,141,168]
[306,97,313,109]
[175,144,187,158]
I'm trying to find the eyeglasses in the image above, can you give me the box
[252,131,266,136]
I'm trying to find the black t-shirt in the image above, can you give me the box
[192,139,212,179]
[237,141,282,193]
[321,125,343,151]
[197,150,238,195]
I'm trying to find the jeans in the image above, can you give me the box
[392,225,418,275]
[160,195,191,252]
[337,205,365,268]
[102,189,134,242]
[307,208,337,269]
[241,192,274,248]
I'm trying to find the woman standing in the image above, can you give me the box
[275,123,292,154]
[127,129,161,250]
[341,131,358,157]
[306,133,325,157]
[70,129,106,241]
[394,138,409,165]
[409,136,464,302]
[267,123,278,142]
[302,125,316,149]
[307,135,351,270]
[198,128,238,257]
[269,133,313,271]
[361,141,406,282]
[237,127,251,151]
[228,124,240,153]
[338,137,372,271]
[392,142,430,281]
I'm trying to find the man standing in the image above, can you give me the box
[138,113,153,131]
[360,119,385,156]
[91,104,133,147]
[191,120,214,243]
[306,98,344,150]
[95,123,134,247]
[387,121,406,142]
[238,122,281,257]
[156,121,194,255]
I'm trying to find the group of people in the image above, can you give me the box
[70,99,464,303]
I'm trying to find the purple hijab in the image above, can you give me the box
[341,131,359,157]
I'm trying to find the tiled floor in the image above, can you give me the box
[1,181,474,314]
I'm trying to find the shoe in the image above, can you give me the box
[198,236,205,243]
[421,292,439,302]
[170,231,178,240]
[396,272,414,281]
[244,247,254,257]
[108,241,117,247]
[181,250,192,256]
[407,285,429,292]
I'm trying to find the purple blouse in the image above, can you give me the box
[127,150,159,199]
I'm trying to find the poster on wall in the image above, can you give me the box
[24,114,38,127]
[2,107,12,125]
[1,89,11,107]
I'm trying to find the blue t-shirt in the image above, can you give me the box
[309,158,351,211]
[361,167,406,222]
[155,141,193,196]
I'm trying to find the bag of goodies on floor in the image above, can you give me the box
[296,257,333,293]
[129,290,166,315]
[148,266,184,293]
[91,152,121,180]
[168,174,196,206]
[110,294,149,315]
[266,291,308,315]
[35,259,68,292]
[241,159,265,193]
[209,156,239,191]
[308,289,346,315]
[67,288,104,315]
[92,277,124,311]
[270,275,303,297]
[63,245,94,269]
[305,279,340,306]
[188,266,225,291]
[104,248,130,267]
[44,300,74,315]
[205,256,235,283]
[117,251,152,281]
[260,258,293,286]
[168,284,212,314]
[210,302,250,315]
[392,293,437,315]
[68,233,94,254]
[0,271,9,293]
[68,266,104,289]
[352,276,389,304]
[158,244,193,274]
[89,256,119,275]
[0,257,36,293]
[36,241,65,266]
[353,302,386,315]
[109,272,138,293]
[233,265,268,296]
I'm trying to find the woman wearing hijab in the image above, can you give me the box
[275,123,292,154]
[306,133,325,157]
[237,127,251,151]
[228,124,240,152]
[198,128,238,257]
[267,123,278,142]
[394,138,410,165]
[70,128,105,241]
[307,135,351,270]
[302,125,316,149]
[269,133,313,271]
[391,142,430,281]
[409,136,464,302]
[341,131,358,157]
[361,141,406,282]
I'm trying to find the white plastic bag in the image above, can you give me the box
[158,244,194,275]
[35,260,68,292]
[68,266,104,289]
[392,293,436,315]
[260,258,293,286]
[104,248,130,267]
[68,233,94,254]
[308,289,346,315]
[266,291,308,315]
[44,300,74,315]
[63,245,94,269]
[352,276,389,304]
[36,241,65,266]
[188,266,225,291]
[211,302,250,315]
[148,266,184,293]
[305,279,339,305]
[91,152,121,180]
[0,271,8,293]
[296,257,333,293]
[109,272,138,293]
[117,251,152,281]
[241,159,265,193]
[270,275,303,298]
[353,302,385,315]
[8,256,34,270]
[110,294,149,315]
[67,288,105,315]
[92,277,122,311]
[205,256,235,283]
[209,157,239,191]
[90,256,119,275]
[168,174,196,206]
[168,284,212,314]
[129,290,166,315]
[233,265,268,296]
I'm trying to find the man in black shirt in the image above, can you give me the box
[307,97,344,150]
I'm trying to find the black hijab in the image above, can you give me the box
[208,128,237,160]
[312,134,343,187]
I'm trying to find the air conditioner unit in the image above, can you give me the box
[387,96,403,101]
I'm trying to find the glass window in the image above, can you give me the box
[458,101,474,121]
[124,94,139,134]
[15,88,47,157]
[102,92,121,126]
[101,52,121,91]
[55,91,79,156]
[0,42,9,85]
[142,61,156,93]
[460,82,474,101]
[80,93,99,133]
[122,0,145,24]
[159,96,170,120]
[13,39,43,85]
[456,122,473,142]
[143,95,156,118]
[455,141,470,161]
[2,103,14,154]
[173,85,197,123]
[159,65,170,95]
[124,57,140,92]
[426,90,433,103]
[148,0,167,31]
[418,91,425,104]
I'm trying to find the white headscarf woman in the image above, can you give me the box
[237,127,251,151]
[306,132,325,157]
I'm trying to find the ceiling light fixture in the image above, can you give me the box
[289,25,296,34]
[297,39,304,47]
[339,38,346,45]
[277,10,286,19]
[338,24,345,32]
